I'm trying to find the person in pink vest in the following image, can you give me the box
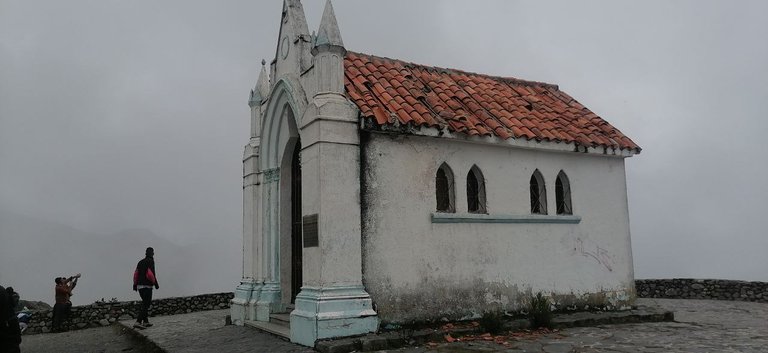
[132,247,159,329]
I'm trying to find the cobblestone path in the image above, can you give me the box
[121,309,313,353]
[388,299,768,353]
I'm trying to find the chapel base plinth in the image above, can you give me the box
[290,286,379,347]
[255,283,282,321]
[230,280,257,325]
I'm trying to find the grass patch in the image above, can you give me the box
[479,310,505,334]
[528,292,552,329]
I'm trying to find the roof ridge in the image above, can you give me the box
[346,50,560,90]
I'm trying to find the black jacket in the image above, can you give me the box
[0,286,22,350]
[134,257,158,287]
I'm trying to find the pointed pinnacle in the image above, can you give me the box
[315,0,344,48]
[255,62,270,101]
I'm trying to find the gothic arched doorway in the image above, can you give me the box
[290,138,302,303]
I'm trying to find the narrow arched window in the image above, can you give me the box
[556,171,572,215]
[530,170,547,214]
[467,165,487,213]
[435,163,455,213]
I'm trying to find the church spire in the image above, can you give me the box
[312,0,344,53]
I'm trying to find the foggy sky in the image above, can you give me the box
[2,1,767,304]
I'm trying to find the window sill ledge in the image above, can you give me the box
[431,213,581,224]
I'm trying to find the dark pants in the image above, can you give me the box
[51,302,71,331]
[0,317,22,353]
[137,288,153,323]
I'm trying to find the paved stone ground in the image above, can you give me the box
[386,299,768,353]
[118,309,313,353]
[17,299,768,353]
[19,325,157,353]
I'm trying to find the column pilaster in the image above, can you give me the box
[289,92,378,346]
[232,141,261,325]
[255,167,283,321]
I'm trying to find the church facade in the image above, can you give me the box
[231,0,641,347]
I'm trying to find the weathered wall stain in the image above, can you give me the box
[366,275,635,324]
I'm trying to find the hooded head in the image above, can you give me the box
[145,247,154,258]
[6,287,19,309]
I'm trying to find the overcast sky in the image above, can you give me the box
[1,0,767,302]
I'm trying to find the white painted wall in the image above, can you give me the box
[361,133,636,323]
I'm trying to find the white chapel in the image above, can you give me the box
[231,0,641,347]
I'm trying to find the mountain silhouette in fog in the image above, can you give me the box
[0,210,238,306]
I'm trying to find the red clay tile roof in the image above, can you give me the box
[344,51,640,153]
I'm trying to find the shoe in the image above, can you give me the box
[133,322,146,329]
[143,322,153,327]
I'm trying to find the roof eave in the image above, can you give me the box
[361,119,640,158]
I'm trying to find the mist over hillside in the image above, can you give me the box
[0,210,241,306]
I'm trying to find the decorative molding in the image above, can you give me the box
[263,168,280,183]
[431,213,581,224]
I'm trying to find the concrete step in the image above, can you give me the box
[244,320,290,339]
[269,313,291,327]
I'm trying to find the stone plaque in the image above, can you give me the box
[303,214,319,248]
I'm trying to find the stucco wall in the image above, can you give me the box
[361,133,636,323]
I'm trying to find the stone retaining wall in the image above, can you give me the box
[23,292,233,334]
[635,279,767,303]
